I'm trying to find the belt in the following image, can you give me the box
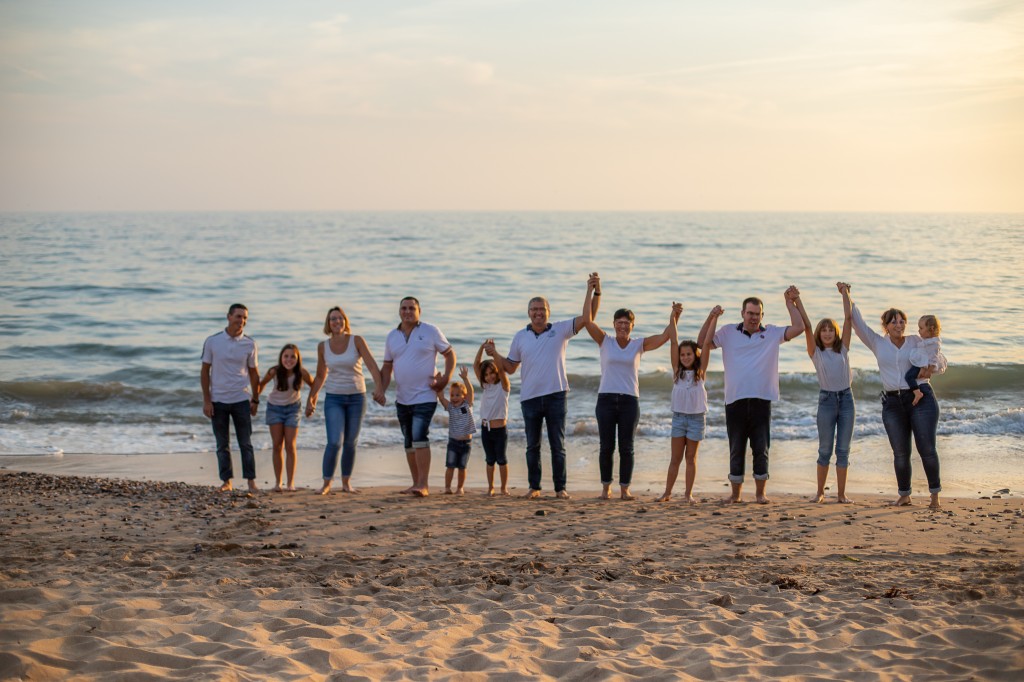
[883,389,906,396]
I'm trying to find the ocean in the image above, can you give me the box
[1,212,1022,493]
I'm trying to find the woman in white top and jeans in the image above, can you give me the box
[583,285,680,500]
[794,283,855,504]
[846,284,946,509]
[306,306,385,495]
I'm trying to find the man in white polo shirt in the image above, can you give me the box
[698,287,804,504]
[379,296,456,497]
[486,273,601,499]
[201,303,261,493]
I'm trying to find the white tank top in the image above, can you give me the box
[479,382,510,421]
[597,337,644,396]
[671,370,708,414]
[323,337,366,395]
[267,375,302,406]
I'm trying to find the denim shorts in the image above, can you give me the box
[671,412,706,441]
[396,401,438,451]
[445,438,472,470]
[266,401,301,428]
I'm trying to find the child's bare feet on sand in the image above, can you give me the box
[500,488,511,496]
[456,488,465,496]
[755,494,771,504]
[811,492,825,503]
[838,495,854,504]
[655,492,671,502]
[487,487,496,497]
[684,495,698,505]
[272,484,283,493]
[444,488,454,495]
[724,495,743,504]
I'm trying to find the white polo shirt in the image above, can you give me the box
[201,330,258,404]
[713,323,788,404]
[597,337,644,396]
[507,318,577,402]
[384,322,451,405]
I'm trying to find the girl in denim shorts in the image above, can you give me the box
[258,344,314,492]
[657,305,721,504]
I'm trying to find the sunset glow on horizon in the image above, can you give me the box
[1,0,1022,212]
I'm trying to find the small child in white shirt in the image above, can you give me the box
[436,366,477,495]
[906,315,944,406]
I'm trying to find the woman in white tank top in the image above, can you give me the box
[582,283,680,501]
[306,306,385,495]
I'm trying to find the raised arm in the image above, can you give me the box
[459,365,474,404]
[305,342,329,416]
[696,307,720,349]
[575,272,601,334]
[644,301,682,352]
[484,339,519,375]
[668,303,681,376]
[473,342,486,385]
[783,285,805,342]
[700,306,723,381]
[847,286,882,353]
[837,282,853,350]
[794,296,815,358]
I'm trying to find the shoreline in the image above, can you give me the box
[1,471,1022,679]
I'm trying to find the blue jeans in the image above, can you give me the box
[595,393,640,485]
[521,391,568,492]
[321,393,366,479]
[816,388,855,468]
[212,400,255,481]
[396,401,438,451]
[725,398,771,482]
[881,386,941,495]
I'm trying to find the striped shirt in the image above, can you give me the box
[446,401,477,439]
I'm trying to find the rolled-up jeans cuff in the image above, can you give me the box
[929,486,942,494]
[753,473,770,481]
[898,488,912,497]
[728,474,744,483]
[411,440,429,449]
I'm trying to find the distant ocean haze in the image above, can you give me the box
[1,212,1022,480]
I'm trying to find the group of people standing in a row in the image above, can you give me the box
[200,274,946,507]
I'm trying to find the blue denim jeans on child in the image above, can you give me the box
[321,392,366,480]
[521,391,568,492]
[881,385,941,496]
[816,388,855,468]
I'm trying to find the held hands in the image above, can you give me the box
[671,301,683,323]
[305,398,316,418]
[430,371,449,392]
[785,285,801,303]
[482,339,497,358]
[250,400,259,417]
[709,305,724,319]
[372,387,386,406]
[587,272,601,292]
[836,281,851,295]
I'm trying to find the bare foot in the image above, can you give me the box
[218,481,233,492]
[400,486,416,495]
[912,390,923,406]
[501,488,511,496]
[487,488,496,497]
[411,487,429,497]
[272,485,283,493]
[341,484,359,494]
[620,491,635,501]
[892,495,913,507]
[684,495,698,506]
[555,490,572,500]
[928,493,941,510]
[523,489,541,499]
[838,495,854,504]
[317,484,332,496]
[656,492,671,502]
[286,485,296,492]
[724,496,743,504]
[444,488,454,495]
[598,491,612,500]
[811,493,825,504]
[755,494,771,504]
[247,480,259,493]
[456,488,465,496]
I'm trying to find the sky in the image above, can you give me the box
[1,0,1022,212]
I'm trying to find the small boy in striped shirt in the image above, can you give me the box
[437,366,477,495]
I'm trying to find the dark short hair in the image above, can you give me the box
[741,297,763,313]
[228,303,248,315]
[400,296,420,309]
[613,308,635,323]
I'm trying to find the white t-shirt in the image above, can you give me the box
[672,370,708,414]
[201,330,258,404]
[597,337,644,396]
[811,346,852,392]
[507,319,577,402]
[384,322,451,405]
[479,382,510,421]
[851,304,947,391]
[713,323,788,404]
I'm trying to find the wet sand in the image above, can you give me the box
[1,472,1022,680]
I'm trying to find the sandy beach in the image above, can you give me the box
[1,471,1021,681]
